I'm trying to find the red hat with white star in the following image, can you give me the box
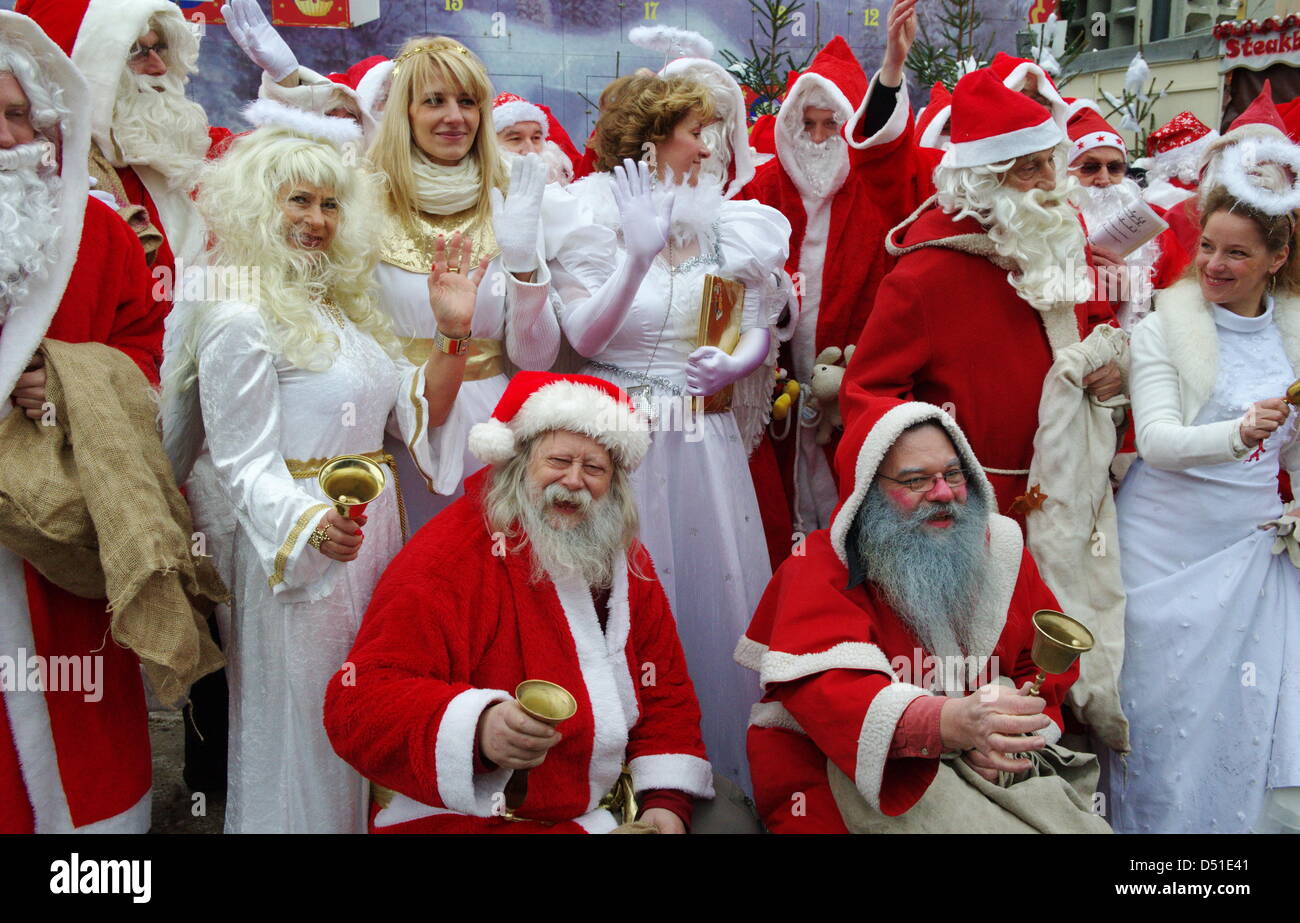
[468,373,651,470]
[1067,106,1126,164]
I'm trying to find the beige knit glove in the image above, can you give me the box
[1259,503,1300,568]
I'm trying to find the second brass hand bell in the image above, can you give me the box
[1026,609,1095,696]
[502,680,577,821]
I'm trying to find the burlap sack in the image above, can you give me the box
[828,745,1113,834]
[1024,324,1131,754]
[0,339,225,704]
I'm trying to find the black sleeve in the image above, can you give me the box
[857,81,901,141]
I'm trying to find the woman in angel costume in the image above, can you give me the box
[1110,143,1300,834]
[365,36,568,528]
[162,111,487,833]
[547,71,792,787]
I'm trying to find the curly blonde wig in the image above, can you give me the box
[367,35,507,223]
[590,69,715,173]
[192,127,400,371]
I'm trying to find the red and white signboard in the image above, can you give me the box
[1216,17,1300,73]
[175,0,379,28]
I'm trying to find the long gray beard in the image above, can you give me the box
[788,130,847,199]
[111,71,210,191]
[515,481,627,590]
[851,484,990,660]
[0,141,61,319]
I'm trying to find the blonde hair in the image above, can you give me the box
[367,36,507,222]
[1198,185,1300,296]
[194,127,400,370]
[591,70,715,173]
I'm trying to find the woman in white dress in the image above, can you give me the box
[366,36,565,529]
[550,72,792,788]
[1111,168,1300,834]
[165,119,487,832]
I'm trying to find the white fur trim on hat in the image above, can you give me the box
[1220,137,1300,215]
[469,379,652,470]
[941,115,1063,169]
[660,55,754,198]
[242,98,363,147]
[1000,60,1068,131]
[493,99,548,136]
[1065,98,1102,122]
[918,103,952,150]
[356,59,394,118]
[1071,130,1126,164]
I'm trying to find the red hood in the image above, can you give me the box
[14,0,88,56]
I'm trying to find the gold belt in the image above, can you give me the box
[401,337,504,381]
[282,449,407,543]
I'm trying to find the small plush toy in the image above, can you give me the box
[771,367,800,422]
[808,345,854,445]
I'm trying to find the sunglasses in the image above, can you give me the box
[1075,161,1127,178]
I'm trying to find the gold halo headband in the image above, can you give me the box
[392,42,470,75]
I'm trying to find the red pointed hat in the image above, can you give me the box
[1145,111,1214,157]
[1230,79,1288,134]
[986,51,1067,129]
[916,81,953,150]
[468,373,651,470]
[783,35,868,117]
[13,0,88,56]
[943,68,1062,169]
[328,54,389,90]
[539,103,581,168]
[750,112,777,156]
[828,396,996,568]
[1067,106,1125,163]
[1278,97,1300,145]
[492,92,549,136]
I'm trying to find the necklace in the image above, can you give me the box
[319,298,346,328]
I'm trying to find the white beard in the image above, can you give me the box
[517,481,627,590]
[111,70,210,191]
[540,141,573,186]
[979,177,1092,309]
[697,120,732,187]
[0,140,61,320]
[1078,178,1159,324]
[787,130,848,200]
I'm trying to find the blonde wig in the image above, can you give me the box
[590,69,715,173]
[193,127,400,371]
[367,35,507,222]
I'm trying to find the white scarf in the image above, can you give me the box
[410,151,481,215]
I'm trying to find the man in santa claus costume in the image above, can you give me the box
[737,398,1109,833]
[0,10,164,833]
[842,69,1121,524]
[1133,111,1218,211]
[492,91,581,186]
[1066,103,1181,330]
[324,373,732,834]
[739,0,925,544]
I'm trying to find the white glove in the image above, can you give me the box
[686,328,771,397]
[222,0,299,82]
[610,157,673,268]
[1259,506,1300,568]
[489,154,547,274]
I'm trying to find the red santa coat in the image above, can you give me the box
[737,400,1075,833]
[1,10,160,835]
[323,468,714,834]
[841,202,1117,522]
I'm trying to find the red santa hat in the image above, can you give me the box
[354,56,395,118]
[633,25,755,198]
[492,92,549,137]
[329,54,388,91]
[941,68,1063,170]
[468,373,651,471]
[538,103,582,171]
[17,0,197,158]
[828,397,996,569]
[1278,96,1300,145]
[1227,79,1289,140]
[1067,106,1126,163]
[242,98,362,147]
[1131,110,1217,187]
[750,113,777,156]
[916,81,953,151]
[987,51,1068,130]
[779,35,866,127]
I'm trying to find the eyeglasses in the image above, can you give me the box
[128,41,168,63]
[877,468,968,494]
[1075,161,1127,178]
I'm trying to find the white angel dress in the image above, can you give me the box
[553,172,792,790]
[376,189,585,531]
[189,300,435,833]
[1109,298,1300,833]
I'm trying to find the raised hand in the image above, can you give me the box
[427,232,490,338]
[489,153,547,274]
[882,0,920,87]
[611,158,673,267]
[222,0,299,82]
